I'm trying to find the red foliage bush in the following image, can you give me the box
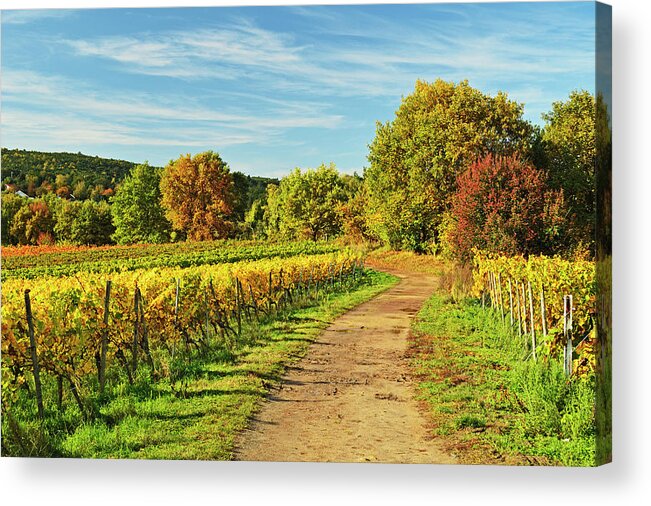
[448,154,567,261]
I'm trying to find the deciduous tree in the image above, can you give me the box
[264,163,349,241]
[365,79,533,252]
[446,154,567,261]
[541,90,596,251]
[111,162,171,244]
[160,151,235,241]
[1,192,28,245]
[9,199,55,245]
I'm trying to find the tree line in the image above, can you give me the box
[1,79,605,262]
[1,152,276,247]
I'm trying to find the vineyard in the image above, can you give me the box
[1,242,377,454]
[1,240,341,280]
[473,253,596,377]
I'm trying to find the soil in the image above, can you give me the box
[234,269,456,464]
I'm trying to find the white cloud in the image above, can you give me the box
[60,12,594,101]
[1,68,345,156]
[2,9,73,25]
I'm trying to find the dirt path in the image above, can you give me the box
[234,270,456,464]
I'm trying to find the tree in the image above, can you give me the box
[51,199,114,245]
[244,198,266,239]
[339,186,374,244]
[1,192,28,245]
[445,154,567,261]
[231,171,251,222]
[72,180,89,200]
[54,173,70,191]
[541,90,596,251]
[365,79,534,252]
[160,151,235,241]
[9,199,55,245]
[70,200,114,245]
[110,162,171,244]
[263,163,350,241]
[53,199,81,243]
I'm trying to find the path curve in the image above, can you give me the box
[234,269,456,464]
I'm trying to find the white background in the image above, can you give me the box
[0,0,649,504]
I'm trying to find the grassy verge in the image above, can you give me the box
[411,291,596,466]
[5,269,397,460]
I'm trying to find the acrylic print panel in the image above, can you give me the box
[0,1,611,466]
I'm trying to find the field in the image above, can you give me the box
[1,242,600,465]
[1,239,398,457]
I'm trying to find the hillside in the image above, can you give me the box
[0,148,277,203]
[1,148,139,197]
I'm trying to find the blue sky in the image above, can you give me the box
[1,2,596,177]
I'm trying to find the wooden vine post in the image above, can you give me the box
[527,280,536,361]
[24,289,44,420]
[515,280,522,337]
[520,282,528,335]
[487,272,493,308]
[131,285,140,375]
[508,278,514,326]
[497,273,505,324]
[249,284,259,321]
[174,278,181,324]
[279,269,285,307]
[563,294,573,376]
[171,278,180,359]
[204,289,210,341]
[235,278,242,337]
[99,280,112,395]
[139,291,154,371]
[540,285,548,338]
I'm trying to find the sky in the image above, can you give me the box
[1,1,596,178]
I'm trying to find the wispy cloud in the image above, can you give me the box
[2,69,345,152]
[1,9,74,25]
[1,4,596,172]
[62,10,593,104]
[65,22,305,80]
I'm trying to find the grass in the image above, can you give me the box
[410,290,597,466]
[364,246,446,275]
[3,269,398,460]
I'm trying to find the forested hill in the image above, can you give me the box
[0,148,278,204]
[1,148,139,196]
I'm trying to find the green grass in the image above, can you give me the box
[4,270,398,460]
[411,292,597,466]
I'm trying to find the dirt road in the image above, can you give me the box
[234,270,456,464]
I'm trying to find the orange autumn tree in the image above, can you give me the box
[160,151,235,241]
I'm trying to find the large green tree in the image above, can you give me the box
[365,79,533,252]
[264,163,350,241]
[1,192,28,245]
[110,162,171,244]
[541,90,596,251]
[70,200,114,245]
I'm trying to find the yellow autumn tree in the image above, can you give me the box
[160,151,235,241]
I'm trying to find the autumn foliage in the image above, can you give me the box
[160,151,235,241]
[9,200,55,245]
[447,154,567,261]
